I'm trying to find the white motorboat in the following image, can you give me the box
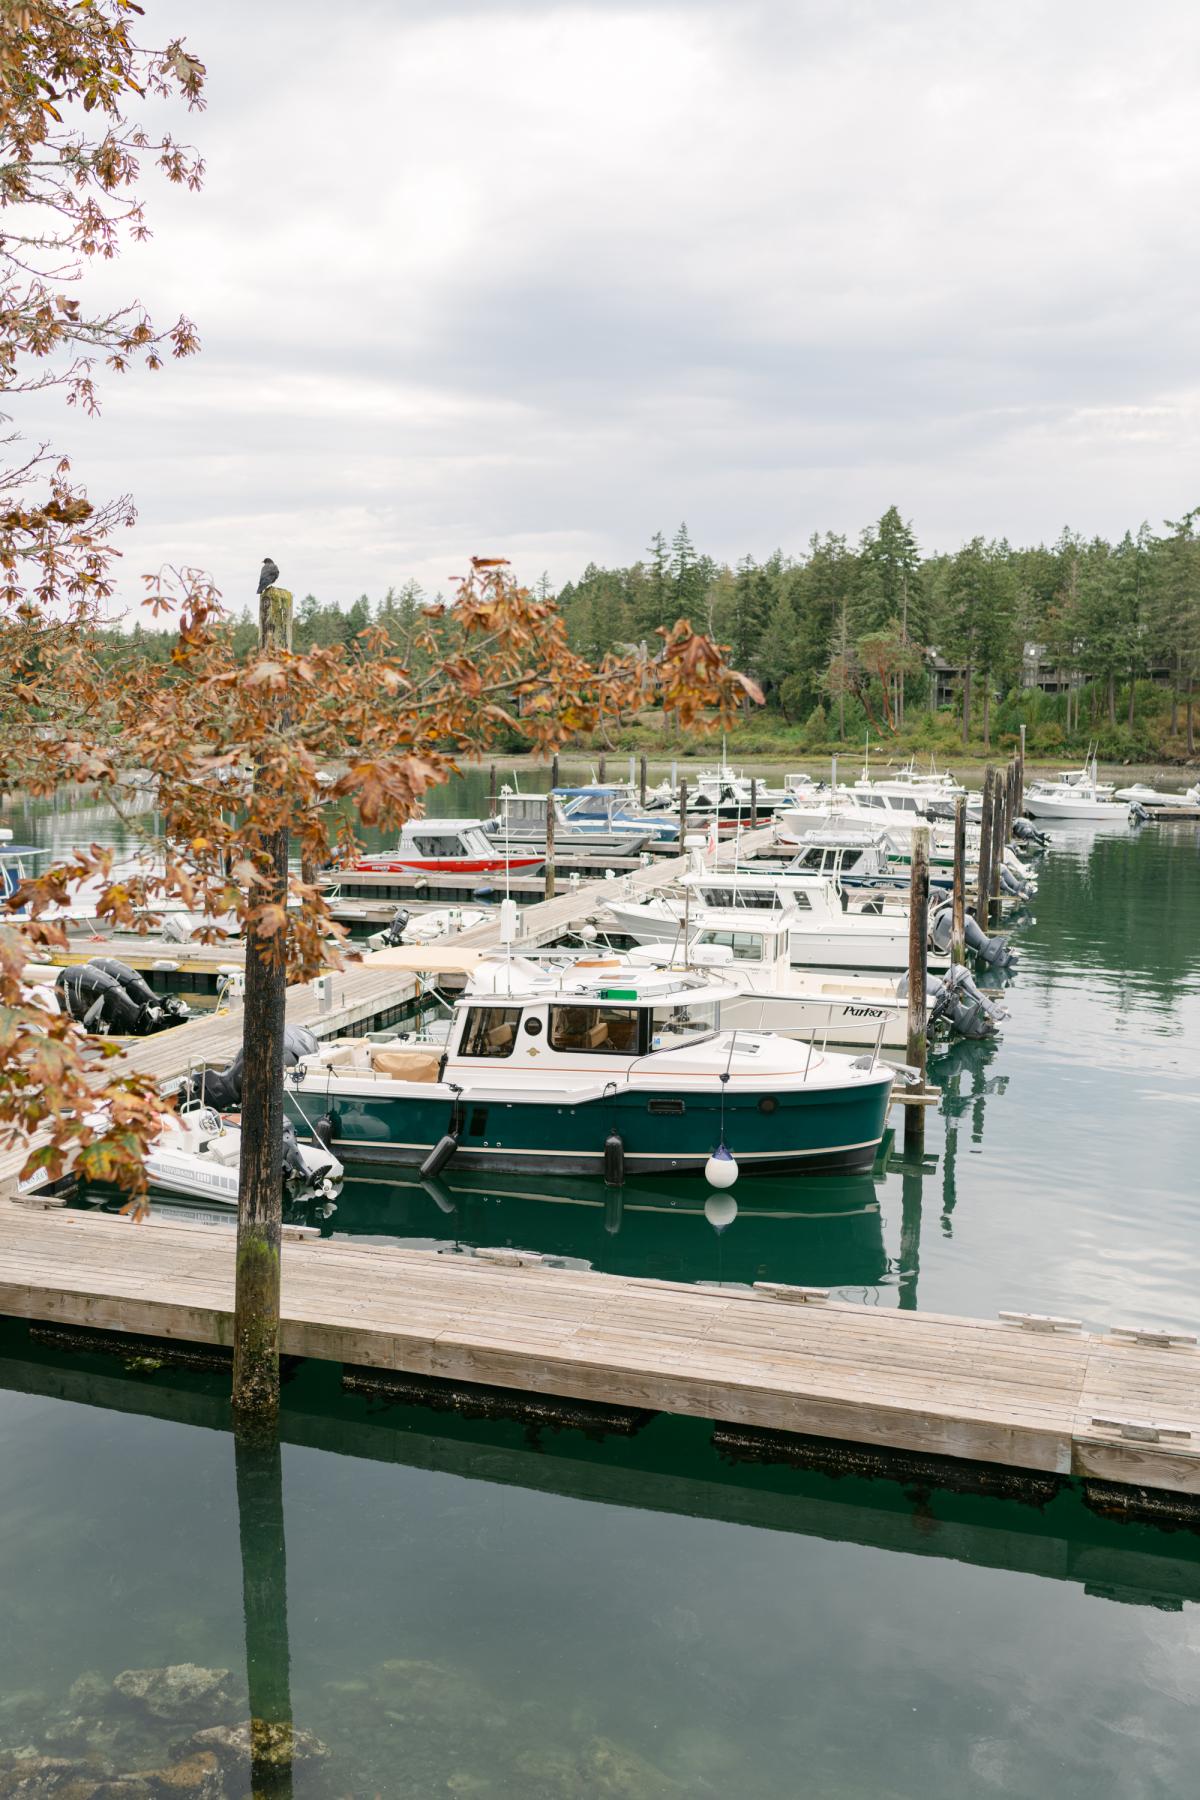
[1024,760,1125,821]
[17,1104,343,1204]
[602,871,950,974]
[366,904,491,951]
[623,914,912,1047]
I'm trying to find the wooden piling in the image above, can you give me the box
[232,582,294,1429]
[639,754,648,806]
[488,764,497,809]
[550,752,559,792]
[678,779,689,851]
[904,826,930,1155]
[598,753,607,783]
[976,767,994,924]
[544,795,556,901]
[750,777,758,828]
[1018,725,1026,810]
[990,773,1005,923]
[951,794,967,965]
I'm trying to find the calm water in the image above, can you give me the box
[2,780,1199,1796]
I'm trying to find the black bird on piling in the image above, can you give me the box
[257,556,279,595]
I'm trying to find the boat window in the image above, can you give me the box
[548,1004,644,1055]
[695,929,765,961]
[651,1000,720,1049]
[413,834,445,855]
[458,1006,523,1058]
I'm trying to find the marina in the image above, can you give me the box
[3,763,1198,1516]
[5,7,1200,1792]
[4,753,1200,1799]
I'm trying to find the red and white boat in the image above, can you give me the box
[347,820,544,877]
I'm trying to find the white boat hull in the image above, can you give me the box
[1024,794,1126,821]
[603,902,946,973]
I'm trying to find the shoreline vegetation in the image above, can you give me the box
[101,502,1200,767]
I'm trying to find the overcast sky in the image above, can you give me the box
[19,0,1200,613]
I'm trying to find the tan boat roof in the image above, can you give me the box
[364,945,487,974]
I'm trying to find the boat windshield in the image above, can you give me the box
[694,929,765,963]
[650,1000,720,1050]
[564,795,615,821]
[548,1003,642,1055]
[696,886,785,910]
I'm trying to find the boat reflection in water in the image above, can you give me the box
[86,1159,890,1297]
[290,1160,889,1294]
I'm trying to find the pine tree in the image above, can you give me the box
[670,521,708,619]
[857,506,922,723]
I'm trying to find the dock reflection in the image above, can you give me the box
[1,1323,1198,1619]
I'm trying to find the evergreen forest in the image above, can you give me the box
[103,509,1200,761]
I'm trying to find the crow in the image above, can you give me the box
[258,556,279,595]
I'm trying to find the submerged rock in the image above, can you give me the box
[65,1679,109,1715]
[0,1752,106,1798]
[135,1750,225,1797]
[512,1736,686,1799]
[373,1659,492,1721]
[187,1723,327,1768]
[111,1671,234,1725]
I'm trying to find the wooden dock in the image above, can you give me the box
[2,1204,1198,1507]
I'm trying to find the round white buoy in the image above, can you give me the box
[580,923,598,942]
[704,1193,738,1233]
[705,1144,738,1189]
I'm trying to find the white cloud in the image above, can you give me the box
[13,0,1200,611]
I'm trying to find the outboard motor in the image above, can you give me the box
[963,910,1016,968]
[998,864,1036,902]
[381,906,410,948]
[1129,801,1149,826]
[55,962,168,1035]
[281,1116,339,1192]
[284,1026,319,1063]
[179,1048,244,1111]
[1012,817,1050,850]
[928,964,1006,1039]
[929,902,1016,969]
[179,1026,319,1111]
[88,958,190,1030]
[56,964,137,1034]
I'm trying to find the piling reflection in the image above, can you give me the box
[234,1433,294,1798]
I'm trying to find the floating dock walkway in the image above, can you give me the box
[2,1205,1198,1512]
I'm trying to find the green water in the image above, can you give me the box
[2,787,1200,1796]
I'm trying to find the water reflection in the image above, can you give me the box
[296,1164,891,1295]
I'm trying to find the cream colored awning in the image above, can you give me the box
[363,945,488,975]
